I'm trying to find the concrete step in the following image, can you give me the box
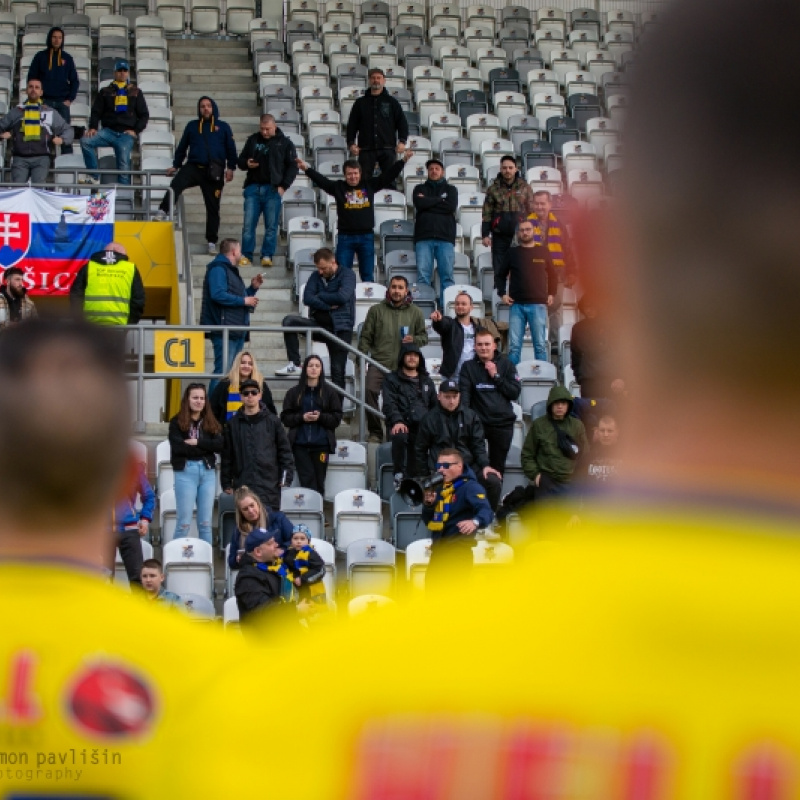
[170,68,254,78]
[172,91,257,104]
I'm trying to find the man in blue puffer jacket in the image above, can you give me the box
[156,96,237,254]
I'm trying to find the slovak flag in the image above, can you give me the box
[0,187,115,296]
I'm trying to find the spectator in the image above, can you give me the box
[155,96,237,256]
[296,149,414,282]
[0,78,72,183]
[381,343,437,488]
[81,59,148,186]
[416,380,503,510]
[237,113,298,267]
[140,559,181,607]
[282,527,326,606]
[276,247,355,390]
[358,275,428,443]
[234,528,293,624]
[168,383,223,546]
[227,486,293,570]
[26,27,77,155]
[346,68,408,186]
[0,267,37,330]
[199,238,263,395]
[521,385,589,500]
[421,448,493,586]
[222,377,294,511]
[413,158,458,306]
[570,293,626,400]
[582,415,622,487]
[430,291,500,380]
[459,329,521,484]
[280,355,343,495]
[481,155,536,278]
[115,453,155,589]
[495,217,557,363]
[210,349,277,425]
[69,241,145,326]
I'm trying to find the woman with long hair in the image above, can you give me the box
[210,349,277,425]
[280,355,343,494]
[168,383,223,545]
[227,485,293,569]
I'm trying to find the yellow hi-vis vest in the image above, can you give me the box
[83,257,136,326]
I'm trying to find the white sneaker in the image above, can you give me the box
[79,175,99,185]
[275,362,299,376]
[154,209,168,222]
[207,241,217,255]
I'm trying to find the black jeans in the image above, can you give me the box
[388,425,420,477]
[293,445,328,495]
[282,315,353,390]
[491,234,514,281]
[484,423,515,474]
[45,98,73,154]
[476,470,502,512]
[160,163,223,243]
[357,148,398,188]
[117,529,144,587]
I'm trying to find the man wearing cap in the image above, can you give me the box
[234,527,285,623]
[415,379,504,511]
[81,59,149,186]
[413,158,458,307]
[69,241,145,326]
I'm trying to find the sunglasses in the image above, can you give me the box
[241,389,260,397]
[436,462,457,469]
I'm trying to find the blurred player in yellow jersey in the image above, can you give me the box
[0,318,262,798]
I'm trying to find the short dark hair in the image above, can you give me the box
[142,558,164,573]
[533,190,552,201]
[500,155,517,165]
[3,266,24,280]
[437,448,463,464]
[475,328,495,341]
[343,159,361,173]
[389,275,409,287]
[368,68,385,78]
[220,238,239,255]
[313,247,336,264]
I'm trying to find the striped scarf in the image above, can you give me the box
[428,476,466,532]
[225,387,243,420]
[530,212,566,269]
[257,558,294,602]
[293,546,326,603]
[113,81,128,114]
[22,102,41,142]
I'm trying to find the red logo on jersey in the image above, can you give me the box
[67,663,157,739]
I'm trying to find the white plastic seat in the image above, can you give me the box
[405,537,432,592]
[134,15,166,40]
[348,594,395,615]
[98,12,129,37]
[226,0,254,34]
[411,64,445,95]
[357,21,388,57]
[138,81,172,109]
[430,113,463,152]
[533,91,566,130]
[464,27,494,63]
[329,42,360,75]
[526,68,560,102]
[292,37,324,67]
[353,282,385,327]
[439,44,470,76]
[325,440,367,502]
[82,0,113,29]
[450,66,482,96]
[565,70,598,98]
[223,596,240,626]
[526,165,563,195]
[382,64,407,90]
[516,360,558,415]
[346,537,394,597]
[306,109,341,141]
[476,46,509,83]
[479,138,514,177]
[562,140,598,173]
[155,438,173,495]
[310,537,336,607]
[465,112,501,153]
[334,491,382,552]
[372,189,407,233]
[430,5,461,35]
[300,85,334,121]
[258,60,290,92]
[297,61,329,92]
[455,192,485,238]
[472,539,514,566]
[417,90,451,130]
[139,129,174,160]
[445,163,480,193]
[586,116,620,152]
[279,487,325,541]
[287,216,326,264]
[321,19,351,52]
[155,0,185,33]
[493,91,528,130]
[568,168,606,204]
[163,538,214,600]
[191,0,220,34]
[136,58,169,84]
[466,4,496,34]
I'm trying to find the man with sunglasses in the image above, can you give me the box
[421,448,493,584]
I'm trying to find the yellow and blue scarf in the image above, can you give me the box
[293,545,327,603]
[113,81,129,114]
[22,101,42,142]
[530,211,566,269]
[257,558,294,602]
[428,476,467,532]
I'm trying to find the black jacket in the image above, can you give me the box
[306,158,406,235]
[27,27,78,102]
[412,180,458,244]
[221,404,295,511]
[282,546,326,589]
[381,344,437,428]
[346,88,408,150]
[431,315,501,380]
[167,417,224,471]
[570,317,617,386]
[234,553,283,622]
[280,381,343,454]
[237,127,298,189]
[459,352,521,427]
[210,378,276,424]
[302,264,357,333]
[415,403,490,475]
[89,82,149,134]
[496,244,557,305]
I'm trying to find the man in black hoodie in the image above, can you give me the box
[381,343,438,487]
[27,27,78,154]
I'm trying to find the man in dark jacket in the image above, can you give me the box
[234,527,285,623]
[413,158,458,307]
[27,27,78,154]
[346,68,408,187]
[0,267,37,329]
[416,380,504,510]
[81,59,148,186]
[296,149,414,282]
[277,247,356,390]
[459,329,521,481]
[155,96,237,255]
[198,238,264,394]
[496,217,558,363]
[237,114,298,267]
[381,342,437,487]
[222,378,295,511]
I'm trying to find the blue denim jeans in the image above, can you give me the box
[508,302,548,364]
[80,128,135,185]
[336,232,375,282]
[208,333,246,397]
[415,240,455,307]
[242,183,282,259]
[173,459,216,544]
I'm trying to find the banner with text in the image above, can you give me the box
[0,187,115,295]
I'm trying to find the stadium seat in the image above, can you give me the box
[347,594,394,615]
[310,537,336,607]
[325,441,367,502]
[223,596,239,626]
[163,538,214,601]
[226,0,254,34]
[159,488,199,544]
[179,593,216,621]
[114,540,154,589]
[354,282,386,327]
[391,492,427,553]
[287,217,326,264]
[334,490,382,552]
[346,537,395,598]
[500,445,528,497]
[516,360,558,416]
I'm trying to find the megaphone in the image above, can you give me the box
[399,472,445,507]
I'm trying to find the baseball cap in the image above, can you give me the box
[115,59,130,71]
[239,378,260,393]
[244,528,279,552]
[425,158,444,169]
[439,379,460,394]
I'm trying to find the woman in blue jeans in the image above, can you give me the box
[168,383,224,545]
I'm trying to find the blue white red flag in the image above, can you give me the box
[0,187,115,295]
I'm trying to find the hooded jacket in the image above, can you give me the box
[459,350,521,427]
[346,88,408,150]
[381,343,438,428]
[221,403,295,511]
[415,401,490,475]
[27,28,78,103]
[173,96,237,172]
[237,126,298,190]
[521,385,589,484]
[302,263,356,332]
[420,465,494,542]
[358,291,428,370]
[199,253,257,336]
[412,179,458,244]
[481,171,536,237]
[89,77,149,134]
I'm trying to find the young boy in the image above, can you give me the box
[140,558,182,607]
[281,526,326,605]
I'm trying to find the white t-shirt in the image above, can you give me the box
[455,322,475,378]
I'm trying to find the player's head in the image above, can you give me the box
[0,318,131,531]
[140,558,166,596]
